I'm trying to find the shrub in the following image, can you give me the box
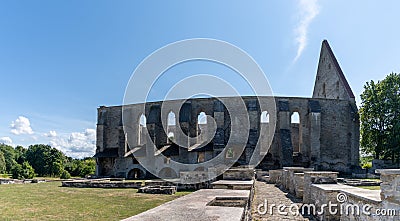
[11,162,35,179]
[362,162,372,169]
[60,170,71,179]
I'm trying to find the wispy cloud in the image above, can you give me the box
[294,0,320,62]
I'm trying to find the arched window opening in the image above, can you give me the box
[197,112,207,124]
[291,112,300,124]
[260,111,269,123]
[167,111,176,126]
[138,114,146,145]
[291,112,301,153]
[197,112,207,143]
[167,111,176,143]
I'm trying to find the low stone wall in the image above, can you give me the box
[0,178,47,184]
[377,169,400,219]
[310,184,341,220]
[255,170,269,182]
[280,167,313,197]
[343,179,381,187]
[268,169,282,184]
[138,186,177,195]
[293,173,304,198]
[266,167,400,221]
[211,180,254,190]
[223,168,255,181]
[62,179,143,188]
[180,171,212,184]
[144,180,211,191]
[303,171,338,204]
[310,184,366,221]
[340,188,381,221]
[144,180,175,186]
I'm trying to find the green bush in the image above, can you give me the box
[362,162,372,169]
[11,162,35,179]
[60,170,71,179]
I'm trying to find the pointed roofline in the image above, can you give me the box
[322,40,355,98]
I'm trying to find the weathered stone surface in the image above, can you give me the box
[95,40,360,180]
[376,169,400,218]
[138,186,177,195]
[268,169,283,185]
[211,180,254,190]
[123,189,250,221]
[282,167,314,195]
[251,181,311,220]
[303,171,338,204]
[223,168,254,181]
[340,190,382,221]
[179,171,211,184]
[62,179,143,188]
[294,173,305,198]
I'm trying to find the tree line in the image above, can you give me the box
[0,144,95,179]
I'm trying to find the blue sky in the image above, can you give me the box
[0,0,399,158]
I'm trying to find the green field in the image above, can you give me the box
[0,181,191,220]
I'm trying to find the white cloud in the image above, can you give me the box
[44,130,57,137]
[0,137,13,145]
[10,116,34,135]
[294,0,320,62]
[49,128,96,159]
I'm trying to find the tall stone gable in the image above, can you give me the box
[312,40,355,101]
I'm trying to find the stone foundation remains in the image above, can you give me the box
[266,167,400,221]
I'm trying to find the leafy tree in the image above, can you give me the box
[14,146,27,164]
[0,151,6,173]
[79,158,96,177]
[360,73,400,161]
[49,161,63,177]
[0,144,17,172]
[25,144,51,176]
[64,158,96,177]
[11,162,35,179]
[25,144,66,176]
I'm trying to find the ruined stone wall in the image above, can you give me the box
[94,40,360,178]
[318,98,360,173]
[95,95,359,178]
[312,40,355,101]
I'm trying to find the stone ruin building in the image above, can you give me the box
[94,40,360,179]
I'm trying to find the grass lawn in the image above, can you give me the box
[0,181,191,220]
[357,185,381,190]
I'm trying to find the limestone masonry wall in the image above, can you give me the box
[94,40,360,179]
